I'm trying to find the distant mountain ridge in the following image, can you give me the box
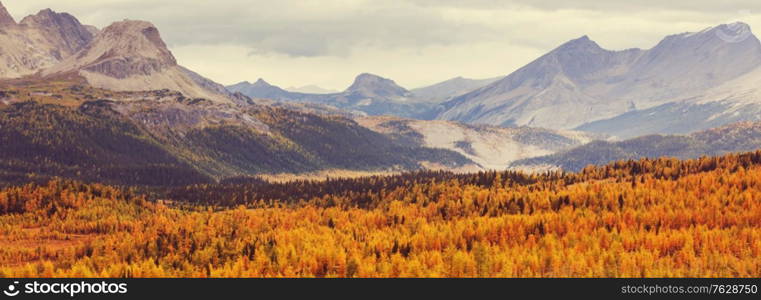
[228,78,324,102]
[435,22,761,137]
[228,74,500,118]
[511,121,761,172]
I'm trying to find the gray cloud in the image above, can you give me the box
[4,0,761,89]
[6,0,759,58]
[8,0,502,57]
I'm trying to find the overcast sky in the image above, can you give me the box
[6,0,761,90]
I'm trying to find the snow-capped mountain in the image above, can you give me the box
[437,23,761,134]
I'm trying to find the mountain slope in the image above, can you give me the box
[0,1,13,27]
[437,23,761,131]
[410,76,501,103]
[577,62,761,138]
[512,121,761,172]
[0,101,211,186]
[357,116,596,170]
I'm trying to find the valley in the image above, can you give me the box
[0,1,761,280]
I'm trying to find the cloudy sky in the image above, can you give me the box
[6,0,761,90]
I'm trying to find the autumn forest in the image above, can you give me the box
[1,151,760,277]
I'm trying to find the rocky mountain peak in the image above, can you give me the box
[347,73,408,97]
[710,22,756,43]
[45,19,177,78]
[98,20,174,59]
[253,78,271,86]
[0,1,16,27]
[718,21,751,32]
[555,35,603,53]
[21,8,69,26]
[20,8,94,55]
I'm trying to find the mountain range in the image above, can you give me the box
[0,3,479,185]
[436,23,761,138]
[228,74,500,118]
[0,3,242,103]
[228,23,761,141]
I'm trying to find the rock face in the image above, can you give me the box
[46,20,176,78]
[0,3,240,103]
[0,1,15,27]
[43,20,238,103]
[0,3,95,78]
[437,23,761,133]
[285,85,337,94]
[19,9,95,57]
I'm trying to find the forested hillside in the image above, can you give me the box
[0,80,472,185]
[0,101,210,186]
